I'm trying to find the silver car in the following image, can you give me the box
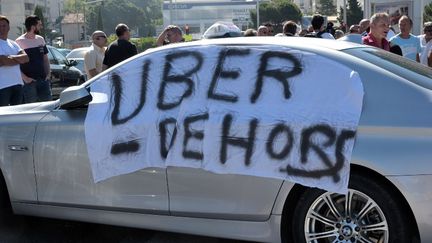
[0,38,431,243]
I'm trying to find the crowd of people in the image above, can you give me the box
[1,11,432,107]
[0,15,138,106]
[241,13,431,67]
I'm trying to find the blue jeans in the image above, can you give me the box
[22,79,52,103]
[0,84,23,106]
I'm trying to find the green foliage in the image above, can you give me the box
[318,0,337,16]
[64,0,84,13]
[183,34,193,42]
[107,34,117,44]
[105,34,192,54]
[338,0,363,27]
[131,37,156,52]
[34,5,48,38]
[63,0,84,13]
[106,35,156,53]
[250,0,302,29]
[64,0,162,37]
[424,2,432,23]
[96,6,103,30]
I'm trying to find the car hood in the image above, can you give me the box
[0,101,58,115]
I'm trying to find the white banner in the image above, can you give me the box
[85,45,364,194]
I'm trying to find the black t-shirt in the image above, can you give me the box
[103,39,137,68]
[15,35,49,79]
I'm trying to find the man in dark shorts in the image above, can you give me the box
[102,23,137,70]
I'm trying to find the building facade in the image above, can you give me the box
[293,0,348,15]
[0,0,64,40]
[162,0,257,38]
[61,13,84,45]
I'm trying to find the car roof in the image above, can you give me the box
[67,47,91,58]
[144,37,364,56]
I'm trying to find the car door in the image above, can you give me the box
[163,44,284,221]
[167,167,283,220]
[33,93,168,214]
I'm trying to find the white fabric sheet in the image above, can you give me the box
[85,45,364,193]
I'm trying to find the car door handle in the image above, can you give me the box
[8,145,28,151]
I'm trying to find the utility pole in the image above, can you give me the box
[343,0,347,27]
[364,0,370,19]
[421,0,424,32]
[257,0,260,27]
[76,0,79,41]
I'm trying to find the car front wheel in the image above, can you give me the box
[291,173,411,243]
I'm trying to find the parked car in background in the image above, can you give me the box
[47,46,86,99]
[57,48,72,56]
[66,47,90,80]
[0,38,431,243]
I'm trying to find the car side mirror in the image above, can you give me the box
[59,85,92,109]
[67,59,78,67]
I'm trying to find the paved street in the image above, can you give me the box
[0,210,249,243]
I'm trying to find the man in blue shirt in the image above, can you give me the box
[389,15,421,62]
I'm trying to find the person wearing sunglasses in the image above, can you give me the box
[84,30,107,79]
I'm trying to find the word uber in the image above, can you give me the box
[107,48,355,181]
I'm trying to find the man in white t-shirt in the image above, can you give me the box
[0,15,29,106]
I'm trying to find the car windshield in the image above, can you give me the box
[66,49,88,59]
[343,47,432,90]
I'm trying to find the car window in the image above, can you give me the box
[67,49,88,59]
[343,47,432,90]
[51,47,68,65]
[47,48,55,64]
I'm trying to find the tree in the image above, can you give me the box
[250,0,302,30]
[64,0,162,37]
[96,6,104,31]
[338,0,363,28]
[424,2,432,23]
[34,5,49,38]
[63,0,84,14]
[318,0,337,16]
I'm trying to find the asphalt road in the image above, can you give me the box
[0,210,250,243]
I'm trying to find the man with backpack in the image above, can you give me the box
[305,14,335,39]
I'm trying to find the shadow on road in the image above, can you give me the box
[0,210,248,243]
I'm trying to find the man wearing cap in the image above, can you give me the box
[257,26,269,36]
[84,30,107,79]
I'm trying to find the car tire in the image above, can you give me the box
[290,172,411,243]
